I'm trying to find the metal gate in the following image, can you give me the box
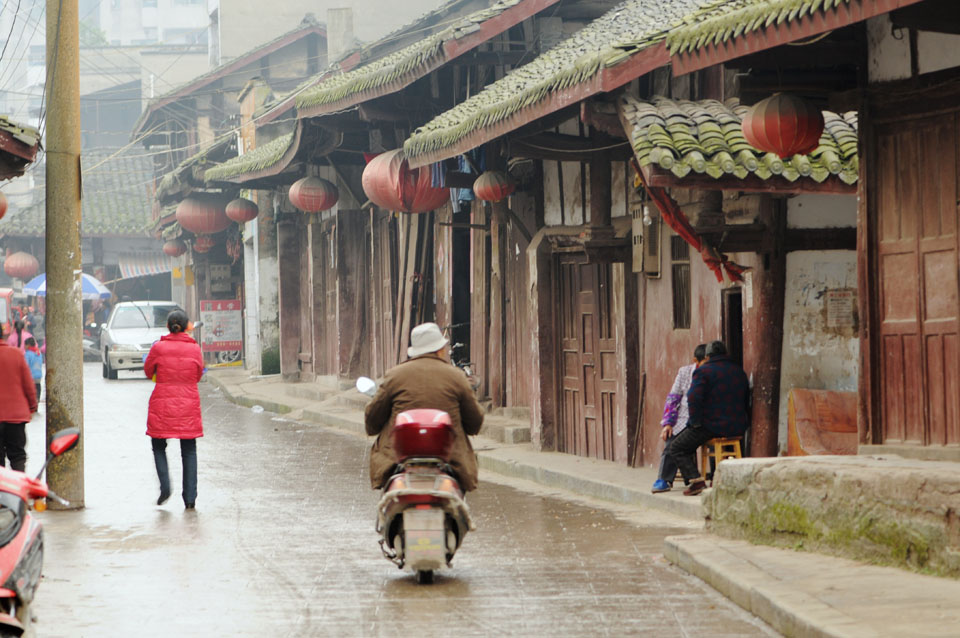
[557,253,620,460]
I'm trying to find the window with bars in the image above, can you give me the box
[671,234,691,329]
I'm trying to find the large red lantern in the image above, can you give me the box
[289,176,339,213]
[193,235,215,253]
[163,239,188,257]
[175,193,231,235]
[361,149,449,214]
[742,93,825,159]
[473,170,516,202]
[0,191,7,221]
[226,197,259,223]
[4,251,39,279]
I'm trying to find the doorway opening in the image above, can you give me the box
[722,288,743,366]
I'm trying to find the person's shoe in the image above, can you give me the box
[651,479,671,493]
[682,480,707,496]
[184,502,195,510]
[157,490,171,506]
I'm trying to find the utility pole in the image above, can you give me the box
[45,0,84,509]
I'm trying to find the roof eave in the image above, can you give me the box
[205,122,305,185]
[670,0,926,76]
[406,41,670,169]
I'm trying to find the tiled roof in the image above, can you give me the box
[0,116,39,148]
[204,132,295,183]
[619,94,858,184]
[667,0,856,55]
[295,0,530,113]
[0,147,156,237]
[156,136,233,203]
[403,0,714,162]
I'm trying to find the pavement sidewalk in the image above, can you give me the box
[204,368,960,638]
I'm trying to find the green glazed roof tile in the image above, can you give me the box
[403,0,717,161]
[666,0,855,55]
[619,94,858,185]
[204,133,295,183]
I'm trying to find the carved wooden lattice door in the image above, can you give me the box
[557,254,619,460]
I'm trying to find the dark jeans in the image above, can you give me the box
[34,383,41,401]
[657,432,679,484]
[152,438,197,505]
[668,425,716,484]
[0,423,27,472]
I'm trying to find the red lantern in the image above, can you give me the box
[361,149,449,214]
[226,197,259,223]
[176,193,231,235]
[742,93,825,159]
[4,251,39,279]
[473,170,516,202]
[163,239,187,257]
[289,176,339,213]
[193,236,215,253]
[0,191,7,221]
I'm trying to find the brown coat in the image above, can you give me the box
[364,353,484,491]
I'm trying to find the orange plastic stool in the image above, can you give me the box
[700,437,742,483]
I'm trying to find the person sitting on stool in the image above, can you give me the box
[652,343,706,493]
[669,340,750,496]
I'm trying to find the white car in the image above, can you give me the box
[100,301,182,379]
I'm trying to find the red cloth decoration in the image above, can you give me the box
[632,159,747,284]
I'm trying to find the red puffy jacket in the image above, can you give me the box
[0,341,37,423]
[144,332,204,439]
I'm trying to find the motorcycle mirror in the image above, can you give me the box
[49,428,80,457]
[356,376,377,397]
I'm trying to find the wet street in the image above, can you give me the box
[25,364,778,637]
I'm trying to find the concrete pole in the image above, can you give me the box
[44,0,84,509]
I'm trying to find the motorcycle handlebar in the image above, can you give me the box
[45,489,70,507]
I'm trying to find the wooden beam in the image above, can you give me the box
[510,132,633,161]
[784,227,857,252]
[891,0,960,35]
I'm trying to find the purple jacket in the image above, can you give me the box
[687,355,750,438]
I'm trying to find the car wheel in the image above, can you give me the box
[105,355,118,380]
[102,360,109,379]
[216,350,241,364]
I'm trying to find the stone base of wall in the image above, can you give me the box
[703,455,960,578]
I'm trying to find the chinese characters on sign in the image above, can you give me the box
[199,300,243,352]
[826,289,856,328]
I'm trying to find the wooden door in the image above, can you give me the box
[876,114,960,446]
[557,254,619,460]
[504,224,530,407]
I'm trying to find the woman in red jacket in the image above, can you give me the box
[144,310,204,509]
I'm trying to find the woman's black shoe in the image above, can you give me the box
[157,490,171,506]
[184,503,195,509]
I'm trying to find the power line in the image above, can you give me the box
[0,0,24,66]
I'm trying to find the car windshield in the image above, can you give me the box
[110,305,180,329]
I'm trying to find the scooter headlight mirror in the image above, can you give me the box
[356,376,377,397]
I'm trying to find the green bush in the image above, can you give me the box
[261,347,281,375]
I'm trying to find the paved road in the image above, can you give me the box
[26,364,778,637]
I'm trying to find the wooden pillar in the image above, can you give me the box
[277,216,301,380]
[337,210,368,378]
[470,201,490,399]
[488,201,506,406]
[749,198,787,457]
[589,150,612,228]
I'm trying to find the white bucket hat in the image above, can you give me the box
[407,322,449,358]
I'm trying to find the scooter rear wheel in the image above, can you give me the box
[416,570,434,585]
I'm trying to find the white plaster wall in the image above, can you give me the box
[777,250,859,451]
[868,15,960,83]
[786,194,857,229]
[611,160,629,219]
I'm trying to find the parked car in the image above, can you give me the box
[100,301,182,379]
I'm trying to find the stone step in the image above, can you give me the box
[489,406,531,421]
[284,383,338,402]
[480,415,531,444]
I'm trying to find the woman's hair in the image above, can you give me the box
[13,319,23,343]
[24,337,36,348]
[694,343,707,362]
[167,310,190,334]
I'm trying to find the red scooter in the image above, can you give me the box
[356,379,473,584]
[0,428,79,636]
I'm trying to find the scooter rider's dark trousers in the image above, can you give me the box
[0,423,27,472]
[152,437,197,505]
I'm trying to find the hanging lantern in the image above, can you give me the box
[162,239,188,257]
[175,193,231,235]
[226,197,259,223]
[361,149,449,214]
[4,251,39,279]
[473,170,516,202]
[0,191,7,221]
[742,93,825,159]
[289,176,339,213]
[193,235,215,253]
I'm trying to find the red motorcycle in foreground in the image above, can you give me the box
[357,378,473,584]
[0,428,80,637]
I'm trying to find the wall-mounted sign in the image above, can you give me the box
[209,264,232,293]
[199,299,242,352]
[826,289,856,328]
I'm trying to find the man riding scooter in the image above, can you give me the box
[364,322,485,492]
